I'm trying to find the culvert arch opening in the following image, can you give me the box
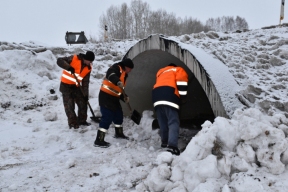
[121,34,243,128]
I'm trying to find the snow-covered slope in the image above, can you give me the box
[1,27,288,191]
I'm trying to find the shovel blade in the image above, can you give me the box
[152,118,160,129]
[90,112,141,125]
[90,116,101,123]
[131,109,141,125]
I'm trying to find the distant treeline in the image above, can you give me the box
[98,0,249,40]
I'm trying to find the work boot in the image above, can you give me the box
[69,123,79,129]
[114,127,129,140]
[94,129,110,148]
[78,121,91,126]
[167,146,180,156]
[161,143,168,148]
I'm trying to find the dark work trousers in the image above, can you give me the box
[62,88,87,126]
[99,106,123,130]
[155,105,180,148]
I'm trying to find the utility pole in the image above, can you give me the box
[104,25,108,41]
[280,0,285,26]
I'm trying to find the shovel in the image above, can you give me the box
[121,88,142,125]
[72,73,101,123]
[152,118,160,130]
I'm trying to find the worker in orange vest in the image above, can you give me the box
[94,58,134,148]
[57,51,95,129]
[152,63,188,155]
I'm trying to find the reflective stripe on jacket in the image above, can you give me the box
[100,65,126,97]
[152,66,188,109]
[61,55,91,85]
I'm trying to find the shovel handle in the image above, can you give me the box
[126,102,133,113]
[121,88,133,113]
[72,73,97,118]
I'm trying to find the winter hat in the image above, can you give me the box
[122,58,134,69]
[83,51,95,61]
[168,63,177,67]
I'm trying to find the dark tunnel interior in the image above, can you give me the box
[122,50,215,128]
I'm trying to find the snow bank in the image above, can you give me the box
[138,108,288,191]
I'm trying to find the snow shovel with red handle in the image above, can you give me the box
[72,73,101,123]
[121,88,142,125]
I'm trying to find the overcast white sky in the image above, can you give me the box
[0,0,286,46]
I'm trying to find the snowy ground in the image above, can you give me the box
[1,27,288,191]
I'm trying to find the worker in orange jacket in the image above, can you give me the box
[152,63,188,155]
[57,51,95,129]
[93,58,134,148]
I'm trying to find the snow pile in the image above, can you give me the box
[138,108,288,191]
[1,27,288,191]
[178,27,288,116]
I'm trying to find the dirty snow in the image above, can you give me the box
[1,27,288,191]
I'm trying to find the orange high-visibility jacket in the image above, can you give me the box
[61,55,91,85]
[100,65,126,97]
[152,65,188,109]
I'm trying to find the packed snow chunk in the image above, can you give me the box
[236,143,256,163]
[66,158,76,168]
[232,108,263,122]
[170,165,184,182]
[2,50,35,70]
[181,121,216,161]
[281,144,288,164]
[245,126,287,174]
[229,171,269,192]
[157,163,172,179]
[256,148,286,175]
[183,155,221,191]
[278,124,288,136]
[34,50,57,70]
[8,184,18,191]
[222,184,232,192]
[135,182,148,192]
[124,182,133,188]
[144,164,172,192]
[44,111,58,121]
[233,108,263,140]
[217,156,232,176]
[192,177,228,192]
[155,152,173,165]
[165,182,187,192]
[139,110,154,130]
[268,113,288,127]
[238,116,263,141]
[214,117,240,151]
[229,153,253,173]
[163,181,186,192]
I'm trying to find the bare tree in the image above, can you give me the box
[180,17,207,34]
[99,3,133,40]
[206,17,222,31]
[235,16,249,30]
[118,3,131,39]
[164,13,179,36]
[223,16,235,31]
[99,5,119,39]
[99,1,249,40]
[130,0,150,38]
[147,10,162,35]
[206,16,249,32]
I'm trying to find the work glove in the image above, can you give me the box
[124,96,129,103]
[117,81,124,89]
[68,66,75,74]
